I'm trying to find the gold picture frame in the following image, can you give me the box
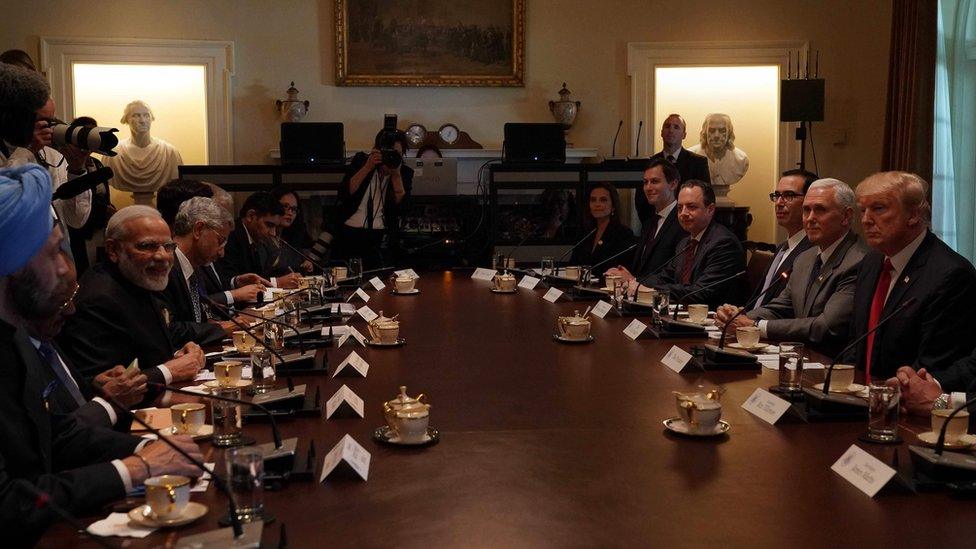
[335,0,525,87]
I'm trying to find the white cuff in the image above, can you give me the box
[157,365,173,385]
[224,290,234,305]
[758,319,768,339]
[271,277,278,288]
[951,392,968,409]
[92,397,118,425]
[112,459,135,493]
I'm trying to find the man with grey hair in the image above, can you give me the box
[58,205,204,393]
[158,197,238,346]
[716,178,868,355]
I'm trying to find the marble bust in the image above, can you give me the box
[104,100,183,205]
[688,113,749,205]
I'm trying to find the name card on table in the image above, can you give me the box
[471,268,496,281]
[357,305,378,322]
[623,319,648,340]
[661,345,693,373]
[543,287,564,303]
[368,277,386,290]
[333,325,367,348]
[320,434,371,482]
[326,384,365,419]
[394,269,420,279]
[333,350,369,378]
[591,301,613,319]
[518,275,541,290]
[354,287,371,302]
[741,387,792,425]
[831,445,897,497]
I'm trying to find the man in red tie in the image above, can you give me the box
[641,180,746,310]
[843,171,976,385]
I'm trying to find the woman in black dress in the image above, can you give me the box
[571,183,635,276]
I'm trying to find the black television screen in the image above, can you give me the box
[280,122,345,165]
[503,123,566,164]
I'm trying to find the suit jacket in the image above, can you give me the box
[216,223,269,285]
[749,232,867,356]
[36,340,131,431]
[570,222,636,276]
[635,148,711,225]
[57,262,175,390]
[630,205,687,278]
[844,231,976,387]
[646,220,747,310]
[0,319,140,546]
[157,255,226,347]
[751,235,813,307]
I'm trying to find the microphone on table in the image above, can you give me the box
[634,120,644,157]
[717,270,790,350]
[579,242,639,288]
[611,120,623,158]
[555,227,598,267]
[909,392,976,483]
[670,270,747,321]
[503,222,546,270]
[13,481,115,549]
[275,236,332,285]
[633,241,696,289]
[50,167,113,201]
[935,394,976,456]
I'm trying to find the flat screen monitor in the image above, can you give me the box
[280,122,345,165]
[502,123,566,164]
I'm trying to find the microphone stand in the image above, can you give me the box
[716,271,790,350]
[572,243,638,300]
[909,393,976,484]
[632,242,695,293]
[555,227,597,268]
[275,236,333,286]
[671,270,747,321]
[14,481,115,549]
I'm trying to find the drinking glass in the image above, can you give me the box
[264,319,284,352]
[867,383,900,442]
[226,447,264,523]
[613,277,627,313]
[493,252,507,272]
[540,257,555,277]
[283,300,301,329]
[348,258,363,283]
[250,345,277,394]
[778,342,805,393]
[211,386,243,447]
[651,289,670,328]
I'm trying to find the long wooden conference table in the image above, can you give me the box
[42,272,972,547]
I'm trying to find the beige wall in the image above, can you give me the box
[2,0,891,240]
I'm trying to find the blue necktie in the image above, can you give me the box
[37,342,86,406]
[188,271,203,323]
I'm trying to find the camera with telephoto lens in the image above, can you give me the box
[45,118,120,157]
[376,113,404,170]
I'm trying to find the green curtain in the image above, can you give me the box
[934,0,976,260]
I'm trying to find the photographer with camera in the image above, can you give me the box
[333,119,413,269]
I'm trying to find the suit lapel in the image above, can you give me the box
[881,233,931,317]
[14,328,52,467]
[638,207,677,271]
[802,234,852,317]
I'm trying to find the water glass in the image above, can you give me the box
[264,320,284,352]
[612,277,627,312]
[493,252,507,271]
[226,447,264,523]
[778,342,805,393]
[867,383,900,442]
[540,257,555,277]
[211,386,243,447]
[348,258,363,282]
[651,289,670,327]
[250,345,277,394]
[283,301,301,328]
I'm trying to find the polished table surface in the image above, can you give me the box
[42,272,973,547]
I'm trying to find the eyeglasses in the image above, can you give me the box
[281,205,298,214]
[769,191,804,202]
[59,283,79,312]
[131,240,178,254]
[207,226,228,247]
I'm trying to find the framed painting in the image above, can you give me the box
[335,0,525,87]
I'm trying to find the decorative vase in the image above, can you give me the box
[275,81,310,123]
[548,82,581,145]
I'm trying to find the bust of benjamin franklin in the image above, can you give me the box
[687,113,749,205]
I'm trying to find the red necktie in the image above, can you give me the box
[681,239,699,284]
[864,258,894,382]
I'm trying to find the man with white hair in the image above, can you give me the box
[716,178,868,355]
[57,205,204,393]
[103,100,182,204]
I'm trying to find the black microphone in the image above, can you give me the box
[822,297,917,394]
[935,394,976,456]
[634,120,643,157]
[717,270,791,350]
[611,120,623,157]
[670,270,747,320]
[633,241,695,289]
[99,393,245,539]
[555,227,598,266]
[581,242,639,283]
[51,167,113,200]
[13,481,115,549]
[506,223,547,269]
[275,236,332,284]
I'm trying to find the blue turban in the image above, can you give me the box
[0,164,53,276]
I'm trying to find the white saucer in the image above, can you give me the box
[372,426,440,447]
[203,379,252,390]
[490,288,518,294]
[365,337,405,347]
[128,502,208,528]
[916,431,976,450]
[161,424,214,441]
[392,288,421,295]
[727,341,767,352]
[663,417,730,437]
[812,382,866,395]
[552,333,594,344]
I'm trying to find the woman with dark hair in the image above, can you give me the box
[570,183,635,276]
[270,187,315,273]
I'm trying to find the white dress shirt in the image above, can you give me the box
[653,200,677,238]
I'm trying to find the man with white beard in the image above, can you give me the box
[57,206,203,402]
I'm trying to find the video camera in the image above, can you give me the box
[45,118,120,157]
[376,113,405,170]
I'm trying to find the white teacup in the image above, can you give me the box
[170,403,206,435]
[674,394,723,434]
[214,361,243,387]
[232,330,256,353]
[735,326,761,348]
[932,409,970,443]
[395,276,416,293]
[686,303,708,324]
[493,274,517,291]
[557,316,592,340]
[604,274,621,289]
[830,364,856,389]
[636,287,655,304]
[332,266,348,280]
[395,412,430,443]
[145,475,191,520]
[563,266,580,280]
[375,322,400,344]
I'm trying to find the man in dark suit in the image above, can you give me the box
[635,114,710,226]
[644,180,747,310]
[158,196,236,347]
[216,191,302,289]
[717,178,868,356]
[748,169,818,309]
[843,171,976,384]
[58,206,205,389]
[606,158,686,283]
[0,165,203,544]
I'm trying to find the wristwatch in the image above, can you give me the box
[933,393,950,410]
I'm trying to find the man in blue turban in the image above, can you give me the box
[0,164,51,276]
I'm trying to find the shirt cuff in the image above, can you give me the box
[951,392,968,409]
[758,319,768,339]
[112,459,135,493]
[271,277,278,288]
[224,290,234,305]
[92,397,118,425]
[157,364,173,385]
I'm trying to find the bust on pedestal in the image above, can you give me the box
[104,100,182,206]
[688,113,749,207]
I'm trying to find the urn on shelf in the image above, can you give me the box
[548,82,581,145]
[275,81,310,123]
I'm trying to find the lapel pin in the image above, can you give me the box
[903,276,910,284]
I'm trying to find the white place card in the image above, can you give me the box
[320,434,371,482]
[326,384,365,419]
[661,345,693,373]
[368,276,386,290]
[741,388,792,425]
[394,269,420,279]
[471,268,496,281]
[335,325,366,348]
[623,319,648,340]
[354,287,371,302]
[542,287,564,303]
[591,301,613,319]
[323,325,347,336]
[333,350,370,378]
[356,305,378,322]
[831,444,897,497]
[518,275,541,290]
